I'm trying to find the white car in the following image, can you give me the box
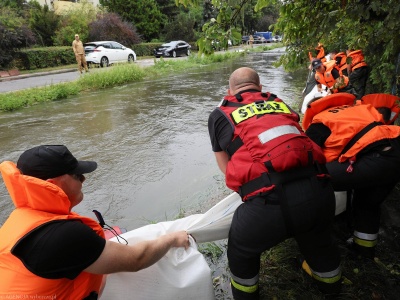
[272,35,282,43]
[84,41,136,67]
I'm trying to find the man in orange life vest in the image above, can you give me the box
[0,145,190,299]
[303,93,400,259]
[208,67,342,299]
[329,50,348,76]
[308,42,326,63]
[346,49,369,99]
[312,58,356,97]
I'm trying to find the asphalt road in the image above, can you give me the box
[0,58,159,93]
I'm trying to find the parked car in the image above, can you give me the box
[242,35,264,44]
[153,41,191,58]
[272,35,282,43]
[253,35,266,44]
[254,32,273,43]
[84,41,136,68]
[212,39,232,51]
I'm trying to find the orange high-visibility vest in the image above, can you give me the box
[347,50,367,71]
[0,161,105,299]
[303,96,400,163]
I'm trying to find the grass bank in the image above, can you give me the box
[0,49,257,112]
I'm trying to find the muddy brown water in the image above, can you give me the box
[0,49,308,230]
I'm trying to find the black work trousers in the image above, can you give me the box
[349,66,369,99]
[326,143,400,236]
[228,175,340,299]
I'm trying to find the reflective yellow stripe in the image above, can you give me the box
[312,271,342,284]
[302,260,312,276]
[230,278,258,294]
[353,236,378,247]
[231,101,291,124]
[302,260,342,284]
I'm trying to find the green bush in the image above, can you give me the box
[131,43,160,57]
[13,46,75,70]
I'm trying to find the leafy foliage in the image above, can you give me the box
[52,0,98,46]
[177,0,279,55]
[28,1,60,46]
[179,0,400,93]
[14,47,76,70]
[0,0,26,9]
[274,0,400,93]
[162,9,199,42]
[100,0,166,42]
[0,6,36,69]
[88,13,141,46]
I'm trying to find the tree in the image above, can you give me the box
[28,0,60,46]
[163,11,197,42]
[88,13,141,46]
[0,6,36,69]
[178,0,400,93]
[0,0,26,9]
[52,0,98,46]
[273,0,400,94]
[100,0,166,41]
[156,0,180,21]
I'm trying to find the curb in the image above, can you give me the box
[0,68,77,82]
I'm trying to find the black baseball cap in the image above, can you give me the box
[312,58,323,70]
[17,145,97,180]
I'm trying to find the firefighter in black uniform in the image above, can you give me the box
[208,67,342,299]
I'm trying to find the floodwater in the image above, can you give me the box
[0,49,308,231]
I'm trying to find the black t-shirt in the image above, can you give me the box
[208,108,233,152]
[12,219,106,280]
[305,123,332,147]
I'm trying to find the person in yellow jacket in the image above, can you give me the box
[346,49,369,98]
[0,145,190,299]
[303,93,400,259]
[72,34,89,74]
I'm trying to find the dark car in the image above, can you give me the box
[153,41,191,58]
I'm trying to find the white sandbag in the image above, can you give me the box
[101,191,347,299]
[186,192,242,243]
[334,191,347,215]
[101,222,215,300]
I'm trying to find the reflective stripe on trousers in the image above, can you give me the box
[230,272,259,294]
[353,230,378,247]
[302,260,342,284]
